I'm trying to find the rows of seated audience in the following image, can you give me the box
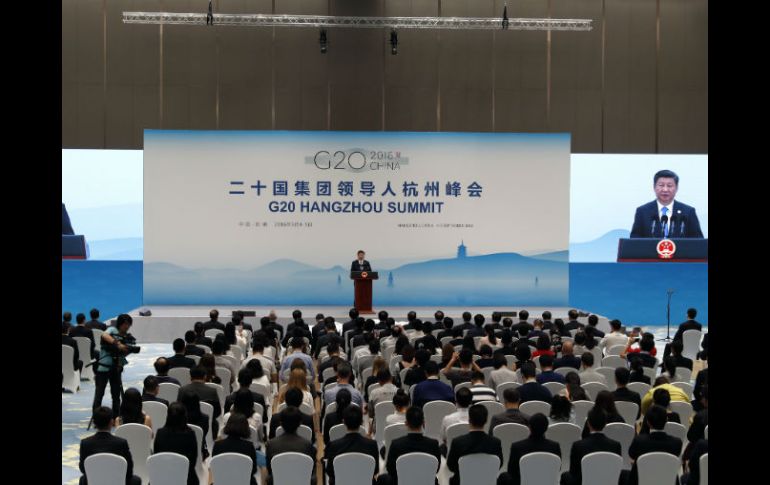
[66,307,708,485]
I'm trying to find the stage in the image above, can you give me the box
[124,305,612,343]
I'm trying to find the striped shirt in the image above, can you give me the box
[469,383,497,402]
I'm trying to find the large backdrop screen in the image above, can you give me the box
[143,131,571,305]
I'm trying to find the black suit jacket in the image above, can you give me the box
[185,345,206,357]
[673,320,702,342]
[612,387,642,419]
[178,382,221,419]
[265,433,316,484]
[446,431,503,485]
[489,409,530,434]
[507,436,561,485]
[79,432,135,485]
[567,433,622,485]
[213,436,257,485]
[553,355,582,370]
[351,259,372,272]
[86,319,108,331]
[324,432,379,485]
[386,433,442,485]
[626,352,657,369]
[194,335,213,348]
[630,200,703,238]
[142,393,170,407]
[168,354,196,369]
[224,390,267,423]
[153,427,199,485]
[518,382,553,404]
[202,319,226,331]
[686,439,708,485]
[627,431,682,485]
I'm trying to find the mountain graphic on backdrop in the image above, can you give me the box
[569,229,630,262]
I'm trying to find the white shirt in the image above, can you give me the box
[440,408,469,445]
[600,331,629,351]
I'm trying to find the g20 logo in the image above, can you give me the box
[313,151,367,171]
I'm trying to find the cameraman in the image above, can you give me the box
[92,313,135,416]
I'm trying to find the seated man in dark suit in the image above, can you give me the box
[177,366,221,424]
[79,406,141,485]
[629,170,703,238]
[85,308,107,331]
[269,387,314,443]
[564,310,584,332]
[224,368,268,425]
[611,367,642,420]
[553,341,581,370]
[622,405,683,485]
[663,339,693,372]
[266,406,316,485]
[488,388,529,434]
[412,361,455,408]
[193,322,213,348]
[153,357,181,385]
[586,315,605,338]
[324,405,379,485]
[517,362,553,404]
[167,338,196,369]
[446,404,503,485]
[70,313,97,360]
[560,408,622,485]
[497,413,560,485]
[683,438,708,485]
[436,317,455,340]
[511,310,534,336]
[379,406,442,485]
[183,331,206,357]
[141,376,169,406]
[62,322,83,373]
[664,307,703,359]
[202,309,226,331]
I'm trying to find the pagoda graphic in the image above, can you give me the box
[457,240,467,259]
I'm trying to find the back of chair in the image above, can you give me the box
[669,401,694,431]
[147,452,190,485]
[664,421,687,443]
[520,400,551,417]
[572,400,594,428]
[228,345,243,361]
[554,367,577,378]
[604,422,636,469]
[205,328,223,339]
[637,452,681,485]
[458,454,500,485]
[215,367,232,394]
[606,345,626,356]
[374,401,397,445]
[187,424,205,476]
[704,425,708,440]
[249,382,271,403]
[582,382,609,401]
[84,453,128,485]
[383,423,409,462]
[396,452,439,485]
[276,425,313,442]
[478,401,505,432]
[642,366,657,383]
[594,368,617,390]
[545,422,582,472]
[423,400,456,441]
[493,423,530,470]
[674,367,692,383]
[519,452,561,485]
[114,423,152,483]
[700,453,708,485]
[72,337,94,379]
[333,452,376,485]
[580,451,623,485]
[142,400,168,434]
[210,452,253,485]
[61,345,79,392]
[682,330,702,361]
[454,381,472,392]
[445,422,470,455]
[92,329,103,352]
[672,381,694,399]
[627,382,651,397]
[272,451,314,485]
[168,367,191,387]
[543,381,566,395]
[157,382,180,403]
[615,401,639,426]
[199,401,215,450]
[205,382,226,417]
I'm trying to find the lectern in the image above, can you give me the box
[350,271,379,314]
[62,235,88,259]
[617,238,708,262]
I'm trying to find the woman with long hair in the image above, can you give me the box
[116,387,152,429]
[199,354,222,384]
[364,356,387,402]
[581,390,624,437]
[277,368,313,411]
[178,388,211,458]
[478,326,500,350]
[549,395,575,424]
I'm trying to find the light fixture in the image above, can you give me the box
[390,29,398,55]
[319,29,328,54]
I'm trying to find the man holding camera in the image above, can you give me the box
[92,314,139,416]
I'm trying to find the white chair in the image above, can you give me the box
[423,400,456,441]
[329,424,366,443]
[205,328,223,339]
[200,401,215,452]
[589,347,603,365]
[664,421,687,442]
[580,451,622,485]
[637,452,680,485]
[445,422,470,455]
[595,368,617,391]
[215,367,232,394]
[545,422,582,472]
[142,400,168,434]
[188,355,201,365]
[606,345,626,356]
[73,336,94,380]
[627,382,651,396]
[482,366,495,384]
[92,329,103,352]
[543,382,566,395]
[168,367,191,387]
[704,425,708,440]
[396,452,439,485]
[670,401,694,431]
[582,382,609,401]
[333,452,376,485]
[272,451,314,484]
[700,453,708,485]
[158,382,180,403]
[83,453,127,485]
[61,345,80,392]
[114,423,152,484]
[682,330,702,361]
[674,367,693,383]
[276,424,313,442]
[493,423,530,470]
[519,452,561,485]
[147,452,190,485]
[383,423,409,461]
[604,422,635,470]
[454,381,472,392]
[496,381,521,401]
[374,401,397,445]
[572,400,594,428]
[188,424,208,485]
[458,454,500,485]
[520,400,551,417]
[602,355,626,369]
[555,367,579,378]
[205,382,226,421]
[249,382,272,403]
[672,381,695,399]
[505,355,517,368]
[478,401,505,432]
[210,452,253,485]
[615,401,639,426]
[228,345,244,361]
[642,366,657,382]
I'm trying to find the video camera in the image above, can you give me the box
[108,332,141,355]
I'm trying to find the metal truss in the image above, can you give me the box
[123,13,592,31]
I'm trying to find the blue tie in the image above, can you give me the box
[661,207,669,237]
